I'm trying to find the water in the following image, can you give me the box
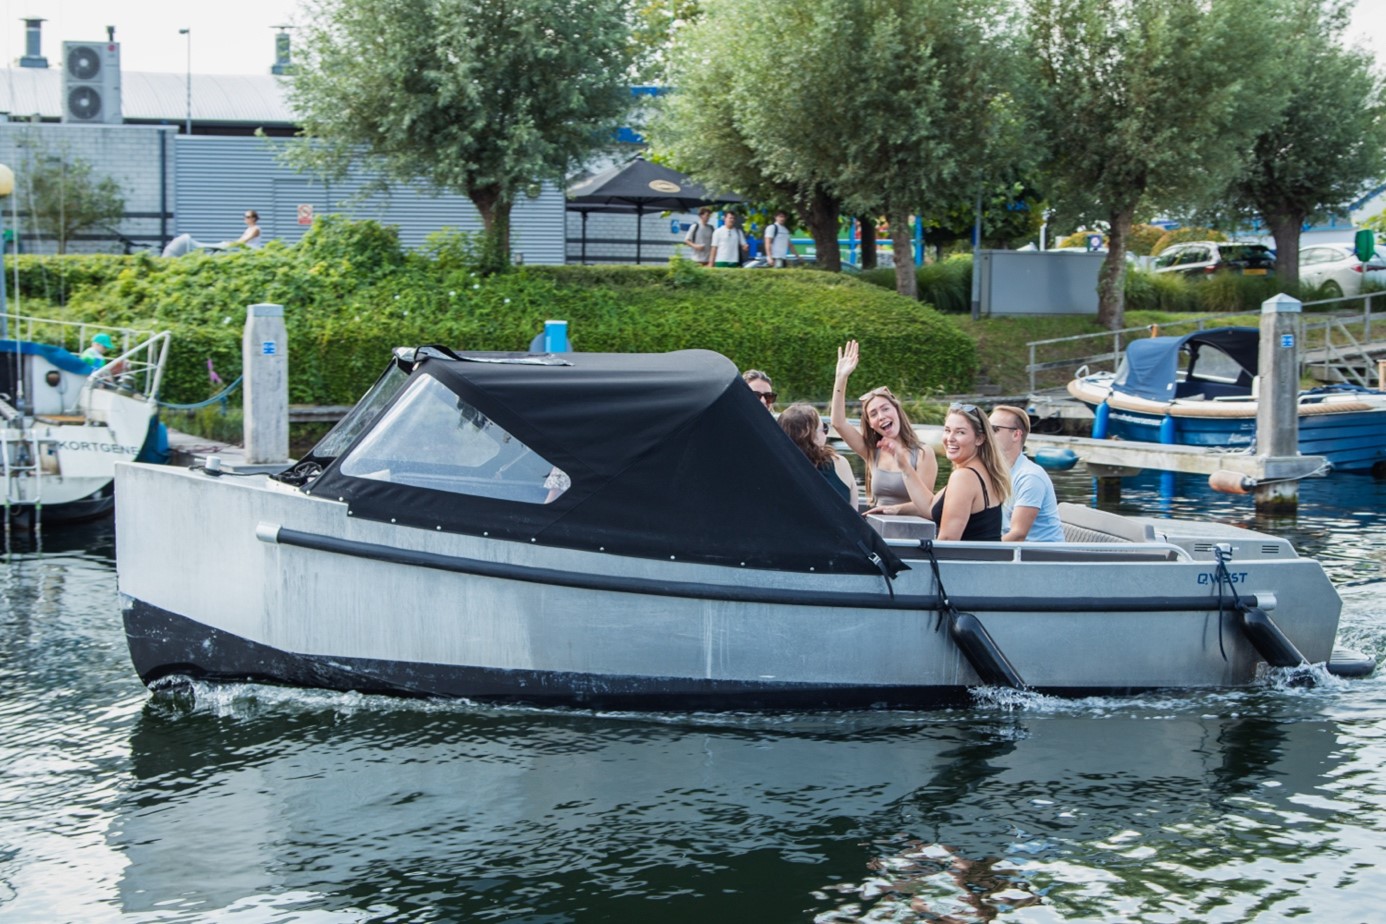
[2,473,1385,923]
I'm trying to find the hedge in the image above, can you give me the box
[3,217,977,408]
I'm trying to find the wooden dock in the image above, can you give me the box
[899,424,1326,483]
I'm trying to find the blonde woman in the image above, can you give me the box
[880,402,1010,541]
[830,339,937,512]
[778,403,857,507]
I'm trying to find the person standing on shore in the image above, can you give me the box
[708,213,747,268]
[764,211,798,267]
[683,208,714,263]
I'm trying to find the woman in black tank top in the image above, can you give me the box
[881,402,1011,540]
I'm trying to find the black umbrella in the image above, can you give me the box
[567,156,742,265]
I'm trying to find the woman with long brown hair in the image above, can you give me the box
[778,403,857,507]
[829,340,937,512]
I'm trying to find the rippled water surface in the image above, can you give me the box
[1,473,1384,923]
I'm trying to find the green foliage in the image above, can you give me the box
[664,252,706,288]
[1027,0,1287,327]
[27,226,977,407]
[1126,224,1166,257]
[284,0,634,270]
[296,215,405,274]
[1151,227,1227,254]
[421,227,487,274]
[14,140,127,254]
[860,256,973,312]
[1225,0,1386,288]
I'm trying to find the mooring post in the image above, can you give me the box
[1254,293,1301,511]
[243,303,289,466]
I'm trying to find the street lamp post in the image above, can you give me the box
[178,28,191,135]
[0,163,13,340]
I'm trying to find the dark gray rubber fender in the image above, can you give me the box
[949,612,1026,689]
[1327,647,1376,678]
[1239,606,1308,668]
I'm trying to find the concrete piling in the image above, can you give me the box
[243,303,289,465]
[1254,293,1301,512]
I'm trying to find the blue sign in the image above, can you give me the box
[1280,333,1294,349]
[262,341,277,356]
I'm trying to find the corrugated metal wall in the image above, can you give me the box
[174,136,565,263]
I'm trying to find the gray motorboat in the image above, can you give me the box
[116,347,1369,709]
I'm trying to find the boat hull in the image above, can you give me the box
[116,462,1345,709]
[1069,379,1386,473]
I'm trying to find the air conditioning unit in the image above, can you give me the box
[62,41,122,124]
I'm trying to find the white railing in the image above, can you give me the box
[85,330,172,404]
[1026,292,1386,392]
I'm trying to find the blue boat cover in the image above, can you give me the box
[1112,327,1259,401]
[0,339,92,376]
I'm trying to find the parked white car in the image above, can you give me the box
[1299,242,1386,297]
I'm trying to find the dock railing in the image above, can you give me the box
[1026,291,1386,393]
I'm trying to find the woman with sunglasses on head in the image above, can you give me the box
[830,340,937,513]
[778,403,858,507]
[881,402,1011,541]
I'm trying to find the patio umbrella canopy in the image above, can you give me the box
[566,156,742,264]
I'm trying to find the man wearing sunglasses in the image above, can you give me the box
[742,369,776,411]
[989,406,1063,542]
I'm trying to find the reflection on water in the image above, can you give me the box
[0,473,1384,922]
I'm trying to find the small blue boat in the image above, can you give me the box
[1067,326,1386,474]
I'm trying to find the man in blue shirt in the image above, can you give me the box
[989,405,1064,542]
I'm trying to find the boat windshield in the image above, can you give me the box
[337,373,569,504]
[311,364,411,459]
[1183,344,1246,384]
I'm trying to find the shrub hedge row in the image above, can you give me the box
[859,253,1350,314]
[6,217,977,408]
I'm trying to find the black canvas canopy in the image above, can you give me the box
[304,349,903,577]
[567,156,742,264]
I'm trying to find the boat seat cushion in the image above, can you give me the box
[1057,503,1157,543]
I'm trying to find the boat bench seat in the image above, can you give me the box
[1057,502,1158,544]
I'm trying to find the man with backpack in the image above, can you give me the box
[765,211,799,267]
[683,208,714,263]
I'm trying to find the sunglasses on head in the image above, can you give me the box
[949,402,980,417]
[859,386,897,403]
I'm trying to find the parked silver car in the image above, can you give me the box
[1298,242,1386,297]
[1152,241,1275,279]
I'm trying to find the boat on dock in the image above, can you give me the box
[116,346,1370,709]
[2,319,170,523]
[1067,326,1386,474]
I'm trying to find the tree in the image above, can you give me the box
[1027,0,1286,328]
[822,0,1028,298]
[651,0,846,269]
[18,144,125,254]
[1227,0,1386,289]
[285,0,633,272]
[657,0,1027,293]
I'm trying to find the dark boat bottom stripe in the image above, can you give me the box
[122,598,1170,710]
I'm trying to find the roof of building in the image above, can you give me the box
[0,67,296,126]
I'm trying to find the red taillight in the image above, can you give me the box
[1352,263,1364,273]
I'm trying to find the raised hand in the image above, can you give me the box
[835,339,860,380]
